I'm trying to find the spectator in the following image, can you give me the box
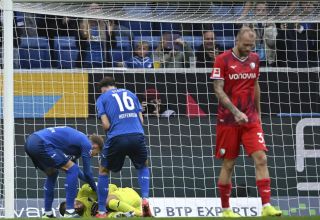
[37,14,80,67]
[276,22,317,68]
[300,2,319,67]
[253,2,277,66]
[14,12,38,41]
[142,88,176,118]
[108,20,134,48]
[123,41,153,68]
[195,30,219,68]
[237,2,278,66]
[79,3,116,67]
[154,32,194,68]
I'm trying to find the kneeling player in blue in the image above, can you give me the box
[24,126,103,218]
[95,76,152,218]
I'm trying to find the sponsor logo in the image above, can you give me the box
[212,68,221,78]
[229,73,257,80]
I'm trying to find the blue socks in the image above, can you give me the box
[65,164,79,210]
[98,175,109,212]
[138,166,150,198]
[44,171,58,212]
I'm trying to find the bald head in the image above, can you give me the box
[234,26,256,58]
[236,26,256,41]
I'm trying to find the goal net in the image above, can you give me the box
[1,0,320,217]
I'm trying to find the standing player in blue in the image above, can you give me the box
[95,76,152,218]
[24,126,104,218]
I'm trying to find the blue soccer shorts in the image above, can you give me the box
[100,133,148,172]
[24,134,69,171]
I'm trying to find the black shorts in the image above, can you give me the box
[100,133,148,172]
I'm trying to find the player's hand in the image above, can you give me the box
[90,201,98,216]
[235,111,248,124]
[174,38,185,45]
[141,101,147,113]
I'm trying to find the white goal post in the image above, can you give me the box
[1,0,320,218]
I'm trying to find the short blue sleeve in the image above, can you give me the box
[96,96,106,118]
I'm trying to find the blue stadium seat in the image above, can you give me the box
[157,23,182,34]
[54,36,79,69]
[213,24,236,37]
[83,41,104,68]
[119,21,152,36]
[133,36,160,52]
[121,4,153,36]
[19,37,51,68]
[115,36,132,50]
[110,49,132,67]
[182,36,203,50]
[216,36,235,50]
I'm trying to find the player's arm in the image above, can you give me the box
[96,97,110,131]
[213,80,240,116]
[81,156,97,191]
[135,95,144,124]
[139,112,144,124]
[254,79,261,122]
[213,80,248,124]
[80,144,97,191]
[100,115,110,131]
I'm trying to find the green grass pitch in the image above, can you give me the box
[5,217,320,220]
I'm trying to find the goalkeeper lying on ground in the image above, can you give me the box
[59,183,143,217]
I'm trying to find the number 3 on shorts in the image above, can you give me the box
[257,132,265,144]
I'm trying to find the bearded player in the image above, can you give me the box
[211,26,282,217]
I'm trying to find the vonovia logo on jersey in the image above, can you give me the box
[250,62,256,70]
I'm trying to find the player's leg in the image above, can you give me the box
[43,168,59,218]
[107,195,142,217]
[242,123,281,216]
[24,134,59,218]
[127,134,152,217]
[96,164,110,218]
[97,137,126,218]
[215,125,241,217]
[60,159,80,217]
[218,159,240,217]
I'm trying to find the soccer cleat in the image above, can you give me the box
[42,214,56,218]
[63,210,80,218]
[142,199,153,217]
[261,205,282,217]
[95,212,108,218]
[222,209,241,217]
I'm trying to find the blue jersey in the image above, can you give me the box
[96,88,144,140]
[35,126,91,159]
[125,56,153,68]
[34,126,96,190]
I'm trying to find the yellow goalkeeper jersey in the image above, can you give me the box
[108,184,141,209]
[76,184,97,217]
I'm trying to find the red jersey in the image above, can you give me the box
[210,49,260,125]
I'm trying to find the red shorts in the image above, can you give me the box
[215,123,268,159]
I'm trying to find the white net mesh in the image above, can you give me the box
[12,1,320,23]
[0,0,319,217]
